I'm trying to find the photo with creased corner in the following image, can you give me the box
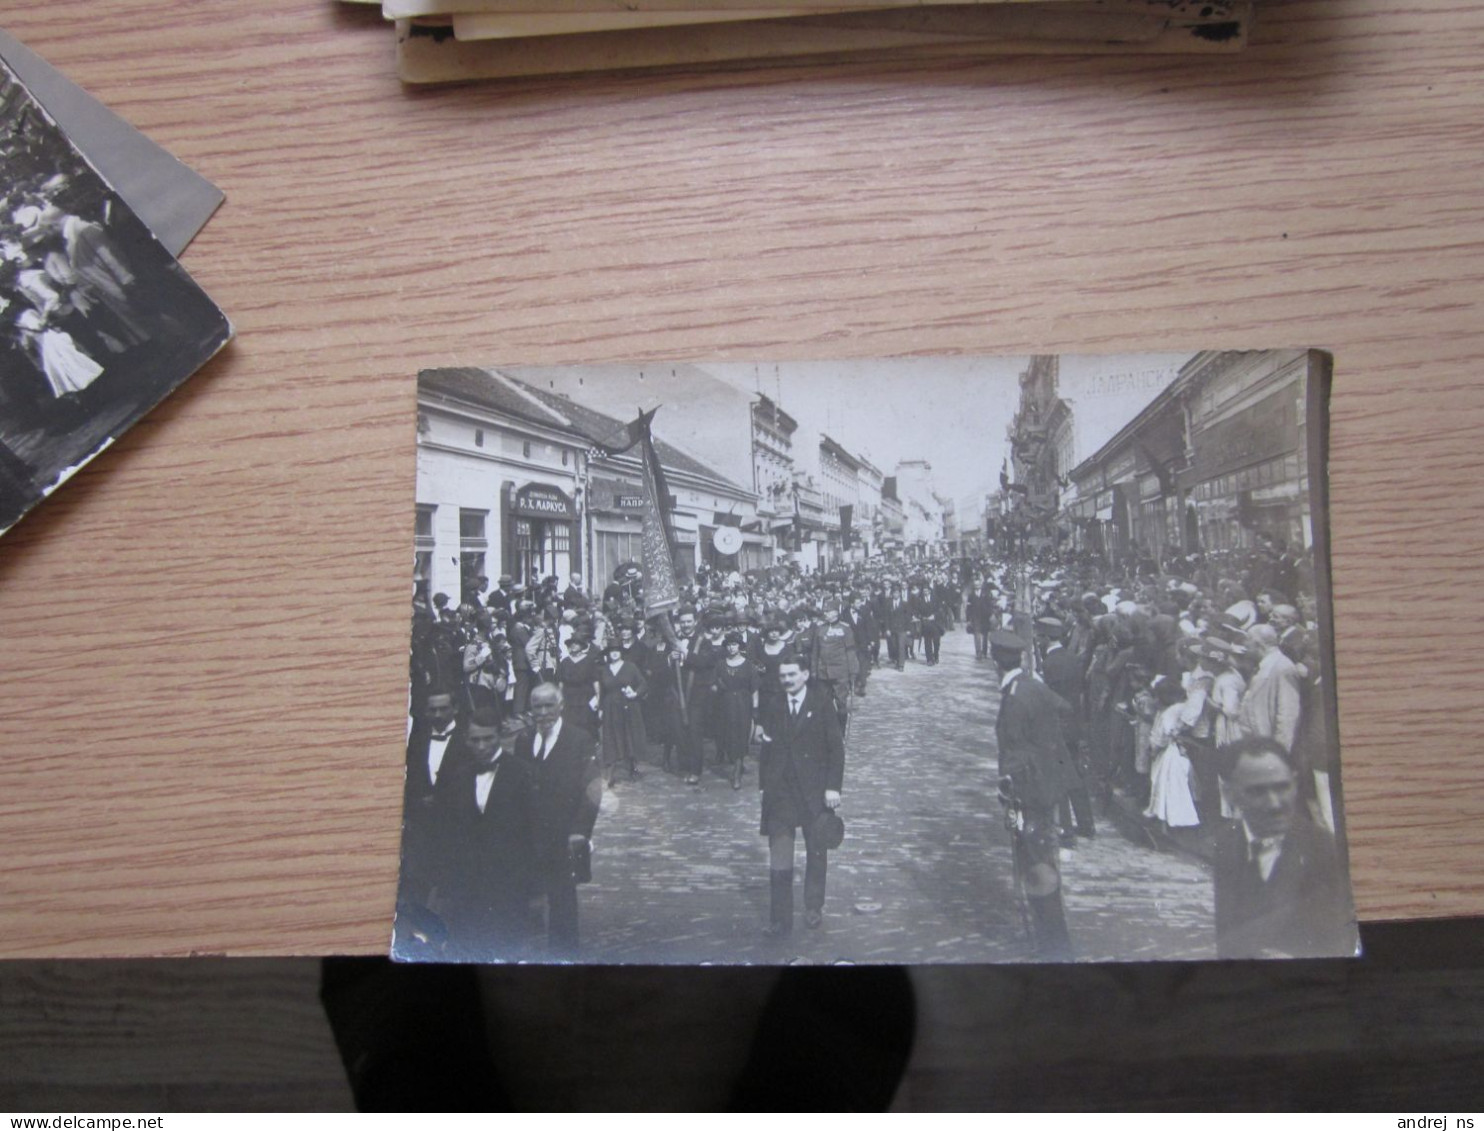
[0,57,231,536]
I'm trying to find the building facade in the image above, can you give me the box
[416,369,588,607]
[1062,349,1315,566]
[894,459,946,557]
[415,369,762,607]
[855,454,885,560]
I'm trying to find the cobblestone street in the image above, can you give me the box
[581,626,1216,964]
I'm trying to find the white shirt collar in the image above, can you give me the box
[1000,667,1023,690]
[1045,641,1064,653]
[1241,820,1287,880]
[475,762,498,812]
[534,717,563,758]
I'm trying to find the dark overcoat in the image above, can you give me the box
[429,747,534,952]
[994,673,1081,812]
[1039,645,1086,747]
[1213,811,1355,959]
[521,722,602,887]
[757,684,845,836]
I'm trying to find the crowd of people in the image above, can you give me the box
[1009,534,1334,842]
[1,170,146,422]
[401,530,1353,962]
[987,533,1353,959]
[403,558,971,956]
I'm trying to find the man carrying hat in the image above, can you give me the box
[756,652,845,938]
[991,629,1078,960]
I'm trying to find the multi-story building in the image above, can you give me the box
[878,477,907,558]
[894,459,945,557]
[817,433,862,566]
[938,494,959,557]
[1062,349,1316,565]
[751,393,797,524]
[855,454,885,559]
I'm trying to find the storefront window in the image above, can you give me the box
[459,508,489,605]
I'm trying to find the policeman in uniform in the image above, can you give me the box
[990,629,1078,960]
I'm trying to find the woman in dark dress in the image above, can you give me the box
[751,618,794,720]
[597,641,648,786]
[556,634,600,734]
[714,631,758,790]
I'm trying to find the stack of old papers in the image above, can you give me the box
[344,0,1252,82]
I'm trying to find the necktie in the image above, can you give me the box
[534,733,545,761]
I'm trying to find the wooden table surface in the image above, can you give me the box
[0,0,1479,957]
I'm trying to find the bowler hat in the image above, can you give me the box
[812,809,845,850]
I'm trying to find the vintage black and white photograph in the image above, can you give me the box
[393,350,1358,965]
[0,56,232,535]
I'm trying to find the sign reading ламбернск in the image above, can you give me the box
[514,483,574,519]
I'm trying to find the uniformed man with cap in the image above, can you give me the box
[810,597,860,731]
[991,628,1078,960]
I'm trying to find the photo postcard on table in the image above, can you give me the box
[0,56,232,537]
[0,30,224,257]
[392,350,1357,965]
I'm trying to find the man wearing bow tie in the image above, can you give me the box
[521,682,603,955]
[756,655,845,938]
[399,688,466,920]
[425,711,534,958]
[1213,737,1355,959]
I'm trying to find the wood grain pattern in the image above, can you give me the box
[0,0,1480,956]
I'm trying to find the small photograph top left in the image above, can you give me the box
[0,55,232,536]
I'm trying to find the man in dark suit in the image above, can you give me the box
[992,630,1079,960]
[399,687,466,922]
[850,593,879,694]
[882,584,914,670]
[1037,617,1096,841]
[1214,737,1356,959]
[756,654,845,937]
[522,681,603,955]
[966,583,999,660]
[425,712,534,959]
[915,584,943,665]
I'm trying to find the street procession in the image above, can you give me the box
[393,353,1358,965]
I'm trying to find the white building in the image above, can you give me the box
[415,369,764,606]
[894,459,946,556]
[417,368,587,607]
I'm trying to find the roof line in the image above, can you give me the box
[486,369,574,428]
[1067,367,1194,481]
